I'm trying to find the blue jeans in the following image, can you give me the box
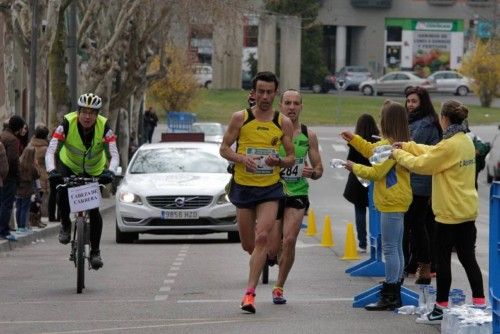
[380,212,405,284]
[15,196,31,229]
[354,205,367,249]
[0,179,17,236]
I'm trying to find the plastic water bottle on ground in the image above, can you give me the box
[396,305,417,315]
[418,285,429,313]
[426,286,436,312]
[369,150,392,165]
[330,158,346,169]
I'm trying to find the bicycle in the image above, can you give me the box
[56,176,103,293]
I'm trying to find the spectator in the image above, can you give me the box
[15,145,40,233]
[144,107,159,143]
[343,114,380,253]
[0,141,8,187]
[29,124,50,226]
[0,115,26,241]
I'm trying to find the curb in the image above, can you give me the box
[0,202,115,254]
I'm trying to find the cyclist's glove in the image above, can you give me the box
[99,169,115,185]
[48,170,62,185]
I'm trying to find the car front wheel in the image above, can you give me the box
[116,221,139,243]
[361,85,374,96]
[456,86,468,96]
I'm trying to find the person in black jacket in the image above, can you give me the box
[343,114,380,252]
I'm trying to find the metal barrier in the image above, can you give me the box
[490,181,500,333]
[352,183,418,308]
[166,112,197,132]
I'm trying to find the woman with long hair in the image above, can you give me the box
[403,86,442,284]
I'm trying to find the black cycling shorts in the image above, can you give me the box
[277,195,310,220]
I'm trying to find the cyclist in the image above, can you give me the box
[45,93,119,270]
[267,89,323,304]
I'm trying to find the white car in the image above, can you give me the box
[115,142,238,243]
[359,71,434,96]
[192,64,212,88]
[427,71,471,96]
[486,125,500,183]
[192,122,224,143]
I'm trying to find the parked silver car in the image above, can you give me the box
[359,71,434,96]
[486,125,500,183]
[427,71,471,96]
[192,122,224,143]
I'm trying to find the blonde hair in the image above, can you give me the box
[380,100,410,143]
[441,100,469,125]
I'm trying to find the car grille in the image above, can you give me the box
[146,195,213,209]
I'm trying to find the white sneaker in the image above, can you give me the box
[415,305,443,324]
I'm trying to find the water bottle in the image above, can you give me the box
[373,144,393,154]
[396,305,417,315]
[330,158,346,169]
[369,150,392,165]
[418,285,429,313]
[426,286,436,312]
[357,176,370,187]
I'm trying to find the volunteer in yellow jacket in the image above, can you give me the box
[392,100,485,325]
[220,71,295,314]
[341,100,412,311]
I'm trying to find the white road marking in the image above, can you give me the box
[37,319,253,334]
[164,279,175,284]
[173,262,182,266]
[167,272,178,277]
[154,295,168,301]
[177,297,352,304]
[170,266,180,271]
[295,240,323,248]
[159,286,171,292]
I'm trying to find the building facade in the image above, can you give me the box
[317,0,498,76]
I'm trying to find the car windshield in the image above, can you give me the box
[192,124,223,136]
[130,147,227,174]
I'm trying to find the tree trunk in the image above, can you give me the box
[1,27,16,118]
[479,87,493,108]
[116,108,130,169]
[48,7,69,128]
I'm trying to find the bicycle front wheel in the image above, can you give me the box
[76,218,85,293]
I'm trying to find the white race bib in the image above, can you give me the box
[245,147,277,175]
[281,157,305,181]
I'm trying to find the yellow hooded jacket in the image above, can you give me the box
[392,132,477,224]
[349,135,412,213]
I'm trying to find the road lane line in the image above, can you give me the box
[154,295,168,301]
[159,286,171,292]
[164,279,175,284]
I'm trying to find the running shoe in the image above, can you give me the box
[416,304,443,324]
[240,293,256,313]
[272,287,287,304]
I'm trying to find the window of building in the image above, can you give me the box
[387,26,402,42]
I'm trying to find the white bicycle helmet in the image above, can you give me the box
[78,93,102,110]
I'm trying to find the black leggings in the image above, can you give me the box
[403,195,434,266]
[435,221,484,303]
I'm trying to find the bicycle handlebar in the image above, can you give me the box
[56,176,103,190]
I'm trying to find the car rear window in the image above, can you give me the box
[130,148,227,174]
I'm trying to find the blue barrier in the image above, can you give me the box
[351,183,418,308]
[167,111,197,132]
[490,181,500,333]
[346,184,385,277]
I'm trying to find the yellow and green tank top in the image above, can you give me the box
[279,124,309,196]
[59,112,107,176]
[234,109,283,187]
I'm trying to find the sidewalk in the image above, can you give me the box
[0,196,115,254]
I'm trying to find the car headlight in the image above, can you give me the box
[216,193,230,205]
[119,191,142,204]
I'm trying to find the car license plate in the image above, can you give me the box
[161,210,199,220]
